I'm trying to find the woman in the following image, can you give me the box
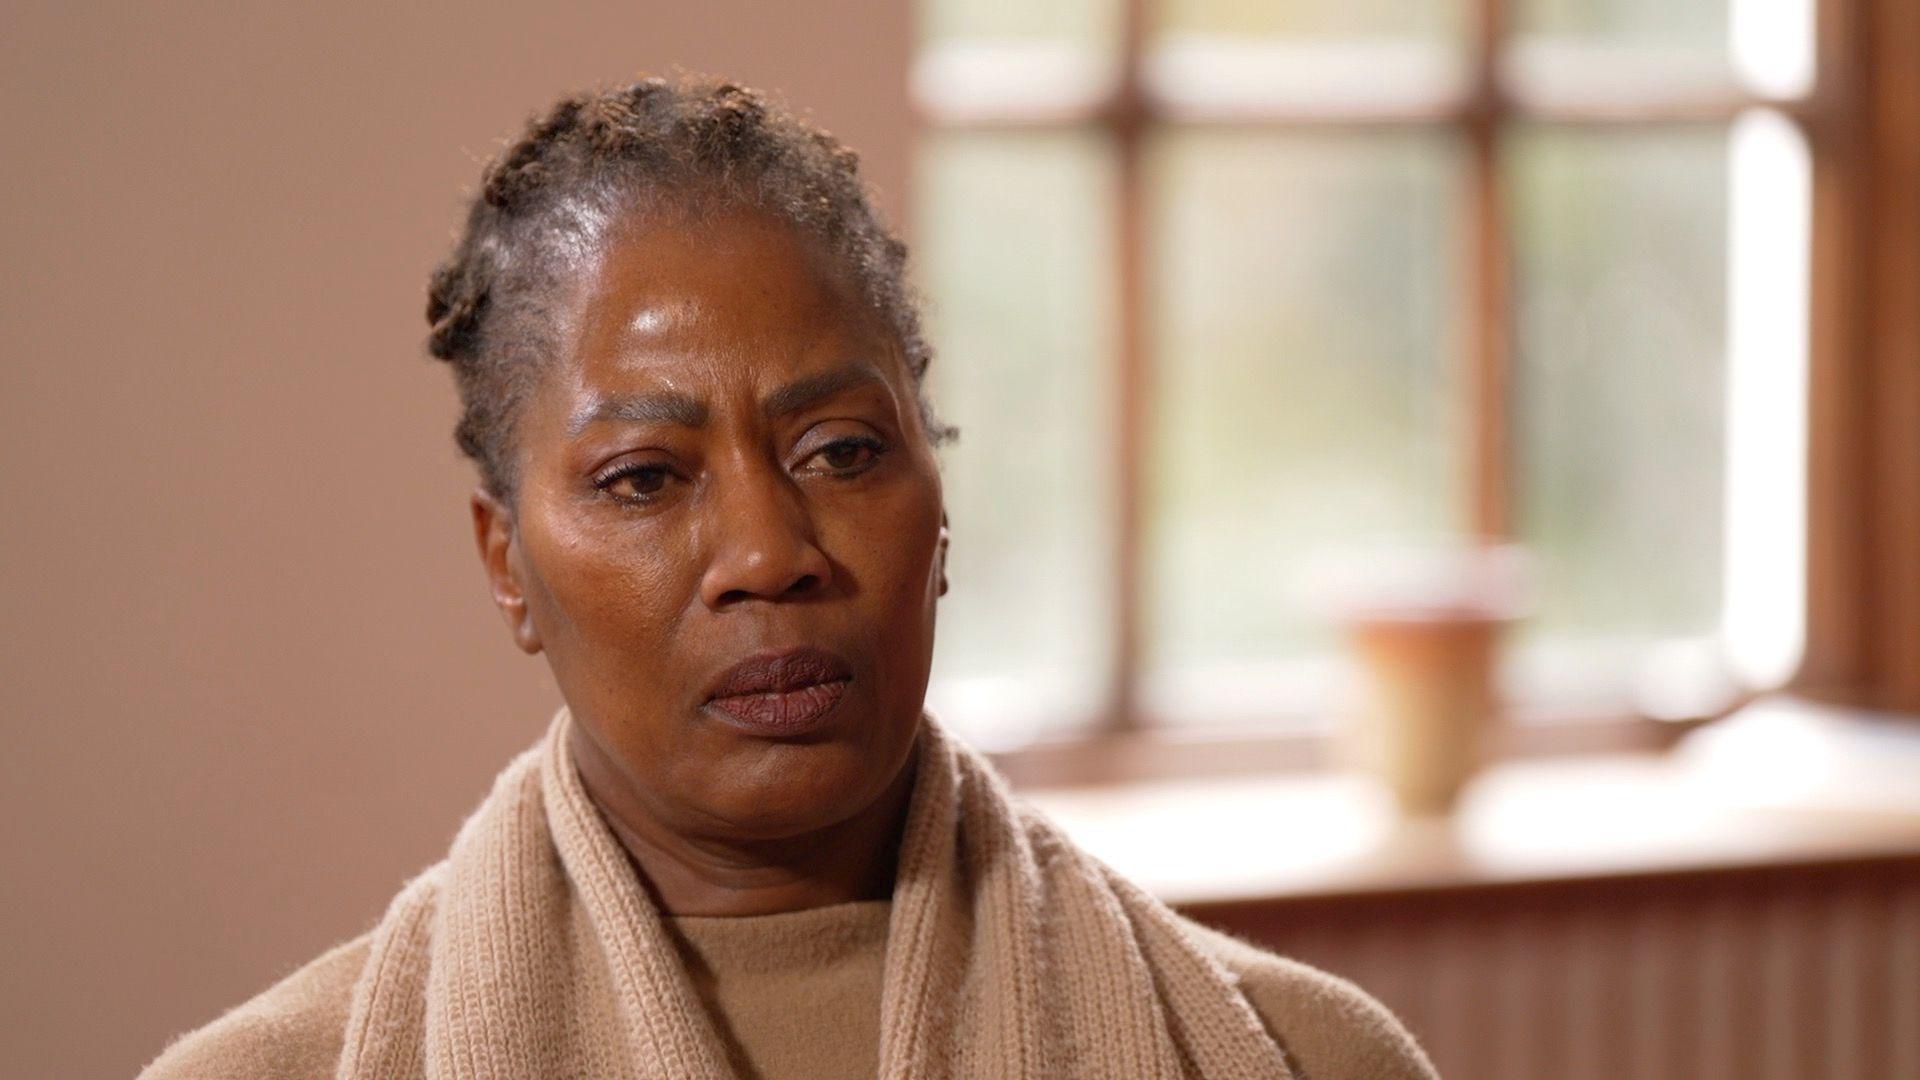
[141,76,1437,1080]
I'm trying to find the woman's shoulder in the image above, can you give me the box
[137,931,373,1080]
[139,863,447,1079]
[1180,916,1439,1080]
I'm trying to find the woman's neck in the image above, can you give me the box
[570,733,918,917]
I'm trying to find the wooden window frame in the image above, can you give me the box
[913,0,1920,785]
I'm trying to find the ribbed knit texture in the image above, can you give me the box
[667,900,890,1078]
[152,706,1315,1078]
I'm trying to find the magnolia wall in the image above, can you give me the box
[0,3,911,1074]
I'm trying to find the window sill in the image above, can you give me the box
[1018,694,1920,907]
[988,696,1721,789]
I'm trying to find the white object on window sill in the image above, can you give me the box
[1674,693,1920,818]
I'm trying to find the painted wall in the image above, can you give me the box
[0,3,911,1074]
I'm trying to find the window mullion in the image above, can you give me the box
[1466,0,1514,541]
[1108,0,1152,733]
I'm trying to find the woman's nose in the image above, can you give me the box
[698,462,833,610]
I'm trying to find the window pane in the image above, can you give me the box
[1145,131,1461,727]
[915,132,1117,747]
[1519,0,1727,49]
[1159,0,1458,40]
[919,0,1117,46]
[1510,126,1730,703]
[1148,1,1465,117]
[1511,0,1737,103]
[915,0,1120,120]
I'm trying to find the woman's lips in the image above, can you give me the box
[701,646,855,736]
[705,677,850,735]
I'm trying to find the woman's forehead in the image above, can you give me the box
[564,209,890,392]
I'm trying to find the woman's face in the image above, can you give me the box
[474,205,946,843]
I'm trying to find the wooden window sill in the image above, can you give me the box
[987,703,1713,790]
[1020,695,1920,907]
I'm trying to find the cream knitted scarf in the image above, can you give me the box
[335,707,1294,1079]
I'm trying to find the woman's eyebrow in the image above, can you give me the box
[567,362,890,437]
[760,362,889,421]
[568,391,709,435]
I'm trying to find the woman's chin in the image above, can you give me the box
[687,738,910,841]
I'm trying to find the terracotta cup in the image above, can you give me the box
[1347,607,1510,816]
[1310,542,1530,817]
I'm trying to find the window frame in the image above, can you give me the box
[911,0,1918,783]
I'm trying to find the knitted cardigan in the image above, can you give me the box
[141,707,1439,1079]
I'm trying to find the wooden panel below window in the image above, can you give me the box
[1188,859,1920,1080]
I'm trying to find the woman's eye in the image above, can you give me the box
[594,463,675,503]
[809,436,884,475]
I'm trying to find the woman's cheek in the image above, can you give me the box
[525,516,676,658]
[573,514,688,598]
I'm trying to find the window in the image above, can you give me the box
[913,0,1839,753]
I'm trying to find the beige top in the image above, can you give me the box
[667,902,890,1080]
[143,899,1434,1079]
[666,899,1433,1080]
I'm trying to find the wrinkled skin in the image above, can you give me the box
[471,205,948,915]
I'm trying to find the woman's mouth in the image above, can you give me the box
[706,678,850,734]
[701,646,854,736]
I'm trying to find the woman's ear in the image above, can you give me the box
[470,487,543,655]
[936,509,950,598]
